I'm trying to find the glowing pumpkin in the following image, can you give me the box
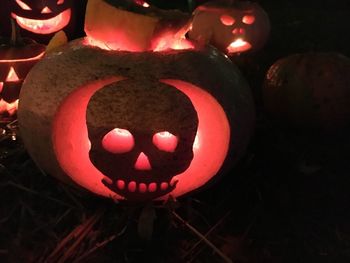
[0,21,45,121]
[0,0,85,44]
[263,52,350,131]
[188,1,270,55]
[18,37,255,202]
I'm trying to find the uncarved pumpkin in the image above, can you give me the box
[263,52,350,131]
[18,38,255,202]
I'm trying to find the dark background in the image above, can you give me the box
[1,0,350,262]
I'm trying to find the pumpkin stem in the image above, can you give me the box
[10,18,22,45]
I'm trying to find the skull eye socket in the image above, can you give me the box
[220,14,235,26]
[152,131,178,152]
[57,0,64,4]
[102,128,134,153]
[242,15,255,24]
[16,0,32,10]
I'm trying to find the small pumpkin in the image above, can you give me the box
[263,52,350,131]
[0,20,45,121]
[84,0,192,51]
[0,0,86,44]
[188,0,270,55]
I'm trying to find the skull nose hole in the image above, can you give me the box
[41,6,52,14]
[134,152,152,170]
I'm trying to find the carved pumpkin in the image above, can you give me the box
[263,52,350,131]
[18,38,255,202]
[0,21,45,121]
[188,1,270,55]
[0,0,86,44]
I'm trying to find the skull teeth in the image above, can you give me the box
[106,179,177,193]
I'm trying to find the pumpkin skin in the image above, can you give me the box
[18,38,255,202]
[0,0,86,44]
[0,36,45,120]
[263,52,350,131]
[188,1,270,55]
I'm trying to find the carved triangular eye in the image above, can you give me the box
[6,67,20,82]
[242,15,255,25]
[16,0,32,10]
[57,0,65,4]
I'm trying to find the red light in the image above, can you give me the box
[11,8,71,34]
[16,0,31,10]
[134,152,152,170]
[152,131,178,152]
[242,15,255,25]
[41,6,53,14]
[220,14,235,26]
[102,128,134,153]
[6,67,20,82]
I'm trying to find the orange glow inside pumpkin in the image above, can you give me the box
[227,38,252,53]
[102,128,135,154]
[134,152,152,170]
[0,99,19,116]
[152,131,178,152]
[134,0,150,7]
[83,33,194,52]
[52,77,230,200]
[5,67,20,82]
[0,52,45,63]
[220,14,235,26]
[11,8,71,34]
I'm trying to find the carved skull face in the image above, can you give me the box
[87,79,198,201]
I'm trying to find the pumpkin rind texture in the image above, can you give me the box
[263,52,350,131]
[18,39,255,201]
[188,1,270,55]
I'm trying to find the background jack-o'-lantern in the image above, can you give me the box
[0,0,87,44]
[0,20,45,122]
[188,0,270,55]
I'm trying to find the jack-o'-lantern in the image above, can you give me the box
[0,21,45,121]
[18,1,255,202]
[263,52,350,131]
[188,1,270,55]
[0,0,86,44]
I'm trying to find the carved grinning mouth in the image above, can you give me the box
[227,38,252,53]
[11,8,71,34]
[102,176,179,200]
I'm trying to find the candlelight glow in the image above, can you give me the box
[11,8,71,34]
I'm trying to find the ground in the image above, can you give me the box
[1,0,350,262]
